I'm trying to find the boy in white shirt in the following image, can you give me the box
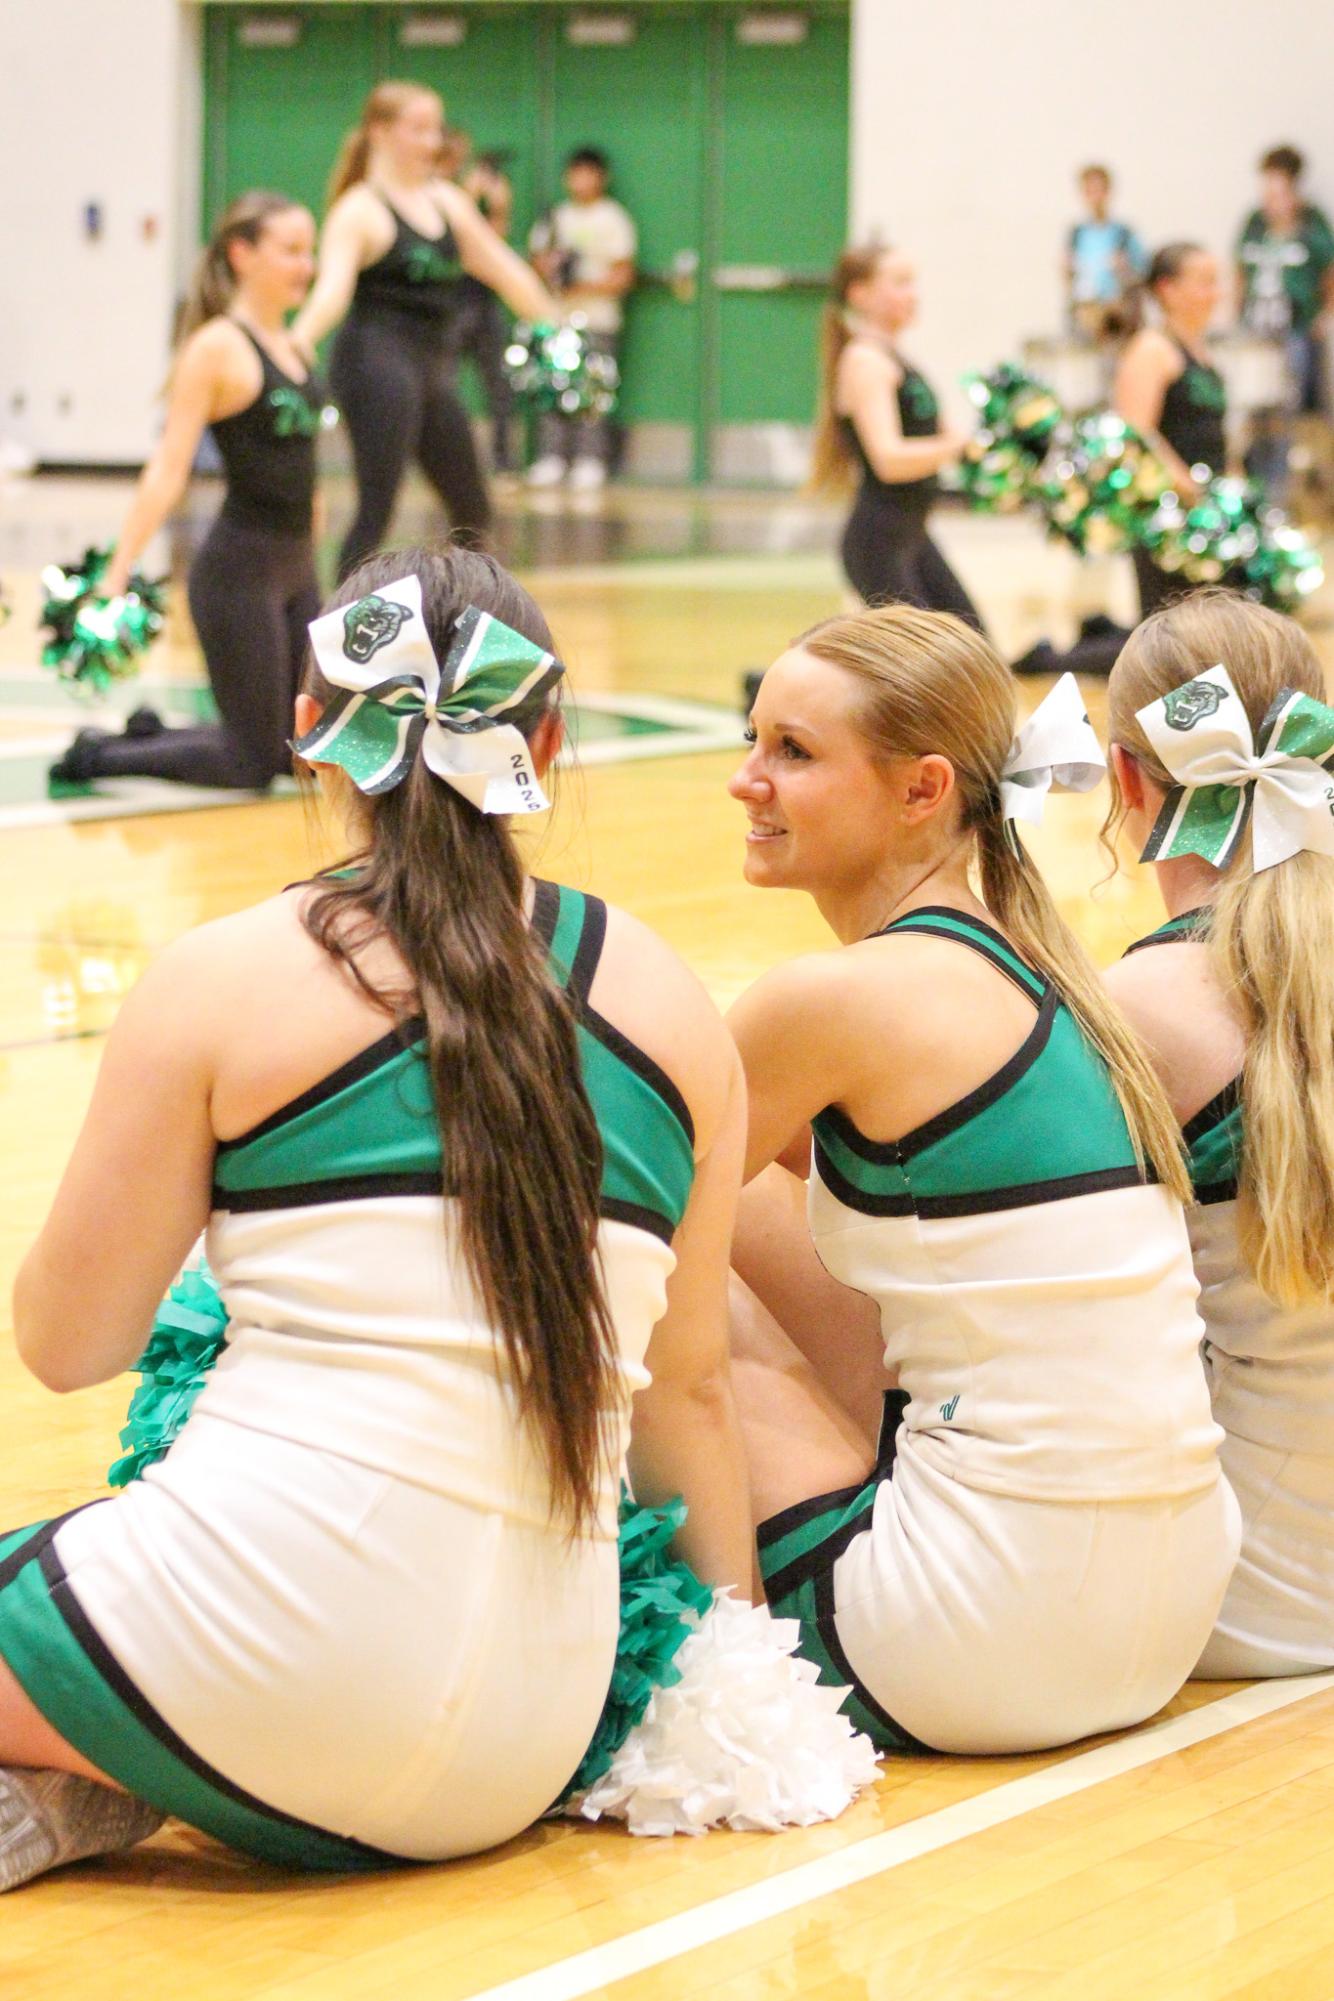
[527,148,637,489]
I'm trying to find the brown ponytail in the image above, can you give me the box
[298,546,618,1535]
[176,191,302,347]
[809,245,888,495]
[798,604,1192,1201]
[1108,589,1334,1303]
[328,81,444,204]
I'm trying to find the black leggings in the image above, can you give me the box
[90,516,319,789]
[841,494,985,633]
[331,312,492,580]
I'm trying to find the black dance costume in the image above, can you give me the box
[1133,337,1228,618]
[59,328,323,791]
[839,360,983,632]
[330,200,490,577]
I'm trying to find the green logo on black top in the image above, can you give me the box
[342,594,410,664]
[1163,681,1224,731]
[404,242,458,286]
[268,385,320,440]
[1186,367,1226,414]
[901,374,938,424]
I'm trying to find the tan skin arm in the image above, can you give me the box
[289,191,374,355]
[439,183,555,324]
[13,930,221,1392]
[838,342,965,486]
[627,1049,753,1591]
[1113,328,1200,497]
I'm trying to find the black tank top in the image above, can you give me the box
[840,358,940,523]
[212,326,324,538]
[1158,337,1227,478]
[351,199,464,331]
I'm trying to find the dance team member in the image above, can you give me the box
[1,545,750,1888]
[811,248,981,629]
[51,194,323,791]
[293,83,554,576]
[1106,591,1334,1677]
[1113,243,1227,619]
[727,606,1238,1753]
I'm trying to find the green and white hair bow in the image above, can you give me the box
[294,572,563,814]
[1000,671,1106,837]
[1137,662,1334,872]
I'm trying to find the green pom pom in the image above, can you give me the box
[107,1262,229,1488]
[556,1490,713,1804]
[504,321,619,419]
[40,545,167,694]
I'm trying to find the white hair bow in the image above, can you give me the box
[1000,671,1107,834]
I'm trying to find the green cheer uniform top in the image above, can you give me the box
[199,880,695,1536]
[809,908,1223,1502]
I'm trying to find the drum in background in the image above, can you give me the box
[1212,332,1293,420]
[1021,337,1112,415]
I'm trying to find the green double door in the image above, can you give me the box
[202,3,849,482]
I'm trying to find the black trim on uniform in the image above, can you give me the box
[759,1488,877,1605]
[0,1508,91,1594]
[818,987,1058,1169]
[214,1170,445,1212]
[756,1471,873,1555]
[581,1003,696,1149]
[567,893,607,1009]
[216,1018,427,1154]
[1122,907,1211,956]
[812,1565,931,1753]
[37,1540,411,1865]
[599,1195,676,1246]
[813,1146,1149,1220]
[878,906,1047,1002]
[528,876,561,954]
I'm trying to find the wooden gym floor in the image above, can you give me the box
[3,474,1334,2001]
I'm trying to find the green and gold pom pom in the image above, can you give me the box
[41,546,167,694]
[504,320,619,419]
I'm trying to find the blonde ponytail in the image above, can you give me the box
[327,81,444,206]
[799,603,1192,1201]
[1108,589,1334,1302]
[808,246,885,495]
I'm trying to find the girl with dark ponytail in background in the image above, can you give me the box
[3,544,749,1887]
[811,247,982,629]
[51,193,325,793]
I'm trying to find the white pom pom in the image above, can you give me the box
[570,1592,881,1837]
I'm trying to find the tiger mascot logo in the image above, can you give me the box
[342,595,411,665]
[1162,680,1225,731]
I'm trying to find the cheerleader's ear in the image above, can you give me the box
[529,707,566,779]
[1109,741,1147,814]
[293,692,323,742]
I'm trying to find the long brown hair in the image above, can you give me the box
[1108,589,1334,1303]
[798,604,1191,1200]
[810,245,888,495]
[328,81,443,204]
[298,546,617,1535]
[176,191,302,346]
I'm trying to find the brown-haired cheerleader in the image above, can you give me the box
[727,608,1237,1753]
[1,546,750,1886]
[1106,589,1334,1677]
[293,82,554,578]
[811,247,982,629]
[51,193,324,791]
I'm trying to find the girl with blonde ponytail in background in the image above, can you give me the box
[811,248,981,628]
[293,82,554,577]
[50,193,324,792]
[1105,590,1334,1677]
[726,605,1239,1754]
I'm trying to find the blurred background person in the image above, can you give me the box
[447,133,519,479]
[527,147,637,492]
[1065,164,1147,344]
